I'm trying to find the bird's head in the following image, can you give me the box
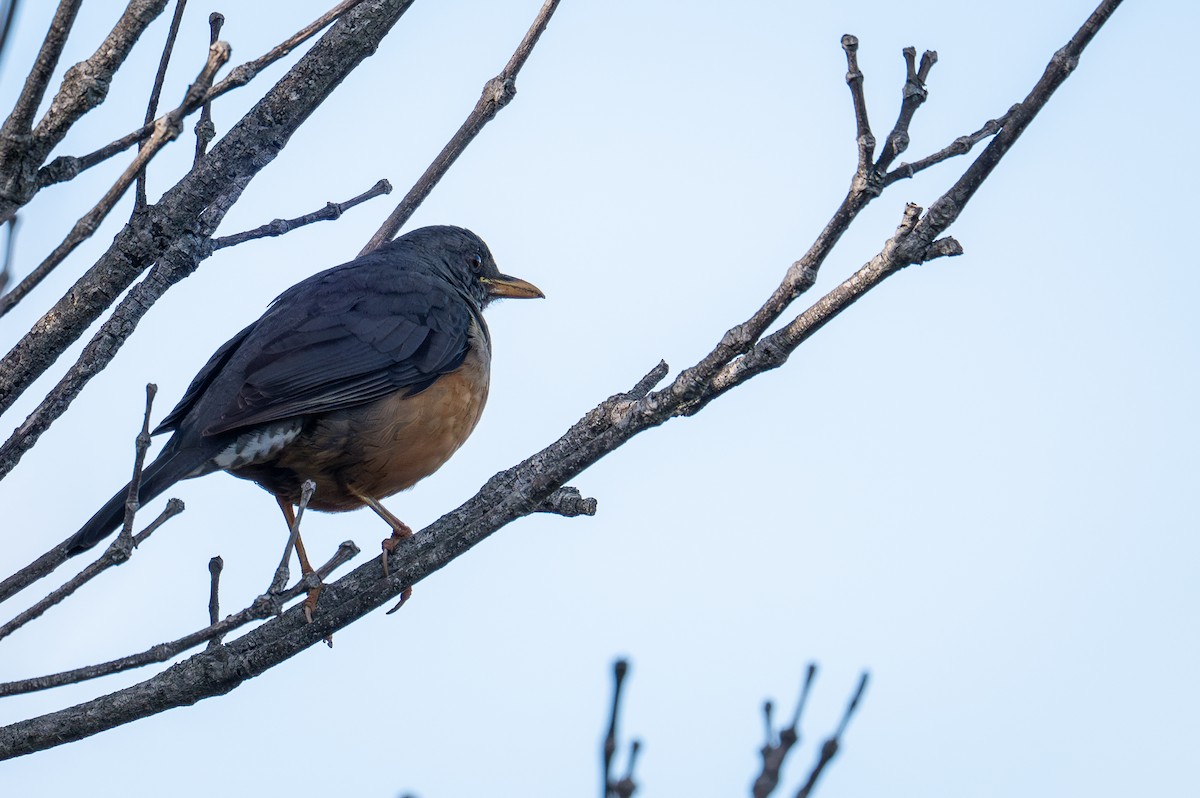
[396,225,543,310]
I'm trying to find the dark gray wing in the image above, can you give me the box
[199,263,475,436]
[153,321,257,436]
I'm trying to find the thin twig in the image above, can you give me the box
[211,179,392,250]
[883,108,1015,187]
[136,0,189,210]
[793,673,869,798]
[602,658,629,798]
[116,383,158,552]
[206,0,366,103]
[205,556,223,649]
[874,47,937,173]
[0,40,231,318]
[613,740,640,798]
[36,127,153,188]
[752,664,818,798]
[0,500,183,644]
[0,540,357,697]
[360,0,563,254]
[193,12,224,163]
[0,387,178,612]
[0,215,17,293]
[686,205,963,415]
[840,35,874,176]
[0,0,22,73]
[270,480,317,594]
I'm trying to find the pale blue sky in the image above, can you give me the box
[1,1,1196,796]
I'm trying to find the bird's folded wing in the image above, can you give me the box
[197,271,474,436]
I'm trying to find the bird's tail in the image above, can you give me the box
[65,448,199,557]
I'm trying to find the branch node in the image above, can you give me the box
[535,486,597,517]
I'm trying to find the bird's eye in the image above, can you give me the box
[468,254,484,273]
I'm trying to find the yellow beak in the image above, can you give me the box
[481,274,545,300]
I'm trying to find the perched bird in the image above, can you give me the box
[66,226,542,606]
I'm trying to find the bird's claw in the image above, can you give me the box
[386,585,413,615]
[379,527,409,578]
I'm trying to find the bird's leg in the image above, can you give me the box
[276,497,322,624]
[348,488,413,610]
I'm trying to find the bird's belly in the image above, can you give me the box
[229,358,490,511]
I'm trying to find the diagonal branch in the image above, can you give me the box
[360,0,563,254]
[883,108,1013,187]
[0,500,182,644]
[211,179,392,250]
[135,0,189,210]
[0,0,81,144]
[19,1,362,205]
[0,541,357,697]
[793,673,868,798]
[0,0,169,224]
[0,40,230,318]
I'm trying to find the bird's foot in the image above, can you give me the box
[380,523,414,614]
[302,583,322,624]
[379,521,413,578]
[386,585,413,615]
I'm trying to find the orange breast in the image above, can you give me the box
[231,328,491,511]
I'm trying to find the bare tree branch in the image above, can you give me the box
[14,1,360,210]
[205,556,223,649]
[0,540,357,698]
[192,12,224,163]
[135,0,188,210]
[0,0,82,143]
[0,0,168,224]
[0,214,16,292]
[205,0,367,103]
[875,47,937,173]
[0,500,182,644]
[752,664,816,798]
[211,179,392,250]
[883,108,1014,187]
[0,39,230,317]
[361,0,564,254]
[793,673,868,798]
